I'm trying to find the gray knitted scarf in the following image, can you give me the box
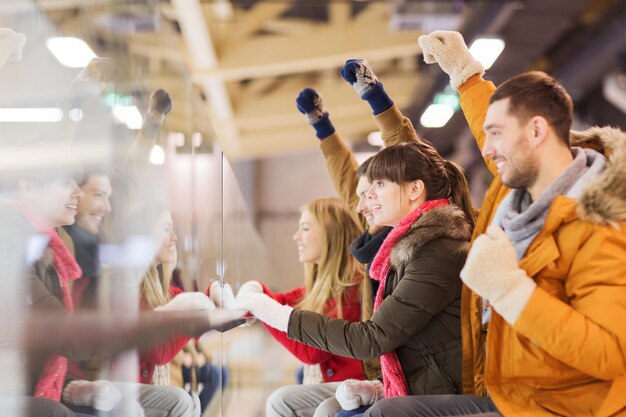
[495,147,606,260]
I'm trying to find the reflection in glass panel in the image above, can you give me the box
[0,2,250,416]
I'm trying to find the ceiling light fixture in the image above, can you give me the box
[149,144,165,165]
[420,104,454,128]
[0,107,63,122]
[367,131,383,147]
[112,105,143,130]
[469,37,505,70]
[46,37,98,68]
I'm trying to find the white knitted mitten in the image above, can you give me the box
[418,30,485,90]
[460,226,536,324]
[62,380,122,411]
[233,292,293,332]
[154,292,216,312]
[335,379,384,410]
[237,280,264,297]
[0,28,26,69]
[209,281,236,309]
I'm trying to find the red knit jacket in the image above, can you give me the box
[139,286,190,384]
[261,282,366,383]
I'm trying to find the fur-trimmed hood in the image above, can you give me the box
[391,204,472,267]
[570,126,626,227]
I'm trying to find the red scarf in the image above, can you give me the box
[6,201,82,401]
[369,199,449,398]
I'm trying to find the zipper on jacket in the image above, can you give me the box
[432,355,459,394]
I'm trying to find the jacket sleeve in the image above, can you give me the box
[27,267,66,311]
[26,264,100,361]
[139,286,192,365]
[513,226,626,379]
[261,283,305,306]
[377,104,420,147]
[262,323,335,365]
[288,241,463,359]
[458,75,498,176]
[319,133,365,229]
[140,333,192,366]
[260,283,337,364]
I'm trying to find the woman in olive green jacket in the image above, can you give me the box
[235,141,474,411]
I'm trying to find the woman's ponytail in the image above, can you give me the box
[444,160,475,232]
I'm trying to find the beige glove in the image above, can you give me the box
[75,57,117,83]
[0,28,26,69]
[72,57,117,97]
[418,30,485,90]
[336,379,384,410]
[209,281,236,309]
[233,292,293,332]
[460,226,536,324]
[154,292,216,312]
[62,380,121,411]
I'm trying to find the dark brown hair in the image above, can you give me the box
[367,142,475,231]
[356,156,374,177]
[490,71,573,145]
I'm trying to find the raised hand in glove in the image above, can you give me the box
[340,59,392,115]
[0,28,26,68]
[154,292,216,312]
[148,89,173,117]
[62,380,122,411]
[209,281,236,309]
[65,57,117,104]
[340,59,380,98]
[142,89,172,138]
[460,226,536,324]
[75,57,117,85]
[335,379,384,410]
[233,292,293,332]
[417,30,485,91]
[296,88,335,139]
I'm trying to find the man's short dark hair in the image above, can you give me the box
[490,71,573,145]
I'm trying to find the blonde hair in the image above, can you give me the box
[130,200,175,309]
[296,198,371,320]
[141,262,174,309]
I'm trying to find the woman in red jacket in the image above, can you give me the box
[232,197,371,417]
[62,204,216,417]
[137,208,215,388]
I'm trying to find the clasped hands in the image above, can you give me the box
[210,280,293,332]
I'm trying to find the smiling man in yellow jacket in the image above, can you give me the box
[364,31,626,417]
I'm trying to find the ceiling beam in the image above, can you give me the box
[127,41,187,63]
[234,115,379,160]
[171,0,240,157]
[234,74,425,125]
[354,2,391,24]
[226,2,291,42]
[195,24,422,81]
[0,0,108,13]
[330,2,351,25]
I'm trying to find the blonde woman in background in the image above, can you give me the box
[217,197,371,417]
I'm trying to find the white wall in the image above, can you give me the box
[256,149,340,292]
